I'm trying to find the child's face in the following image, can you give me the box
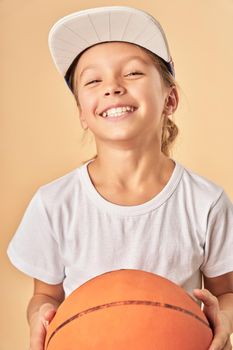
[73,42,172,145]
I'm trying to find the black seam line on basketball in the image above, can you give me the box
[46,300,210,349]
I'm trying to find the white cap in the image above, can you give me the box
[48,6,175,91]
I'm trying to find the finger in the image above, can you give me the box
[208,333,228,350]
[39,302,56,315]
[223,338,232,350]
[39,303,57,324]
[42,319,49,330]
[29,330,46,350]
[44,308,57,321]
[193,289,220,331]
[193,289,219,308]
[42,308,57,331]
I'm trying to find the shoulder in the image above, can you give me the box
[177,161,225,207]
[36,163,85,211]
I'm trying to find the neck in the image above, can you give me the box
[87,150,173,191]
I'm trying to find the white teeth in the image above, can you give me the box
[101,106,135,118]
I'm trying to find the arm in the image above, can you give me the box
[193,271,233,350]
[204,272,233,332]
[28,279,65,350]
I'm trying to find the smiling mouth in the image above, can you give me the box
[100,106,137,118]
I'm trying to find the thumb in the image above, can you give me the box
[43,309,57,330]
[39,303,57,329]
[44,308,57,322]
[192,289,219,329]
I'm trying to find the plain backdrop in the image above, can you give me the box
[1,0,233,349]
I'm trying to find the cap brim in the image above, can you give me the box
[48,6,175,82]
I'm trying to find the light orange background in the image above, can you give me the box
[1,0,233,349]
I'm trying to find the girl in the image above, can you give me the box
[7,6,233,350]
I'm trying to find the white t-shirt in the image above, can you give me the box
[7,159,233,298]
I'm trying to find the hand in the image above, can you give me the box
[193,289,232,350]
[29,303,57,350]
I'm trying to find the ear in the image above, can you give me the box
[78,107,89,130]
[163,86,179,116]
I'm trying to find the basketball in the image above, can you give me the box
[44,269,213,350]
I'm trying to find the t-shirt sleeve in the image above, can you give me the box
[201,190,233,277]
[7,189,65,284]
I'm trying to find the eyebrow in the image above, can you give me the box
[79,56,148,80]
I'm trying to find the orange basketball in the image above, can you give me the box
[44,269,213,350]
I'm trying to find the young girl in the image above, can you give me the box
[7,6,233,350]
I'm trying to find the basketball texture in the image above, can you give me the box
[44,269,213,350]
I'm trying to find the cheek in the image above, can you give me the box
[147,82,166,111]
[78,90,98,113]
[135,85,164,115]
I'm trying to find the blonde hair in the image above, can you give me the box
[65,43,179,163]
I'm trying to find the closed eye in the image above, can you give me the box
[126,72,144,76]
[85,72,144,85]
[85,80,101,86]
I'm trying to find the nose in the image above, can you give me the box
[104,82,126,97]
